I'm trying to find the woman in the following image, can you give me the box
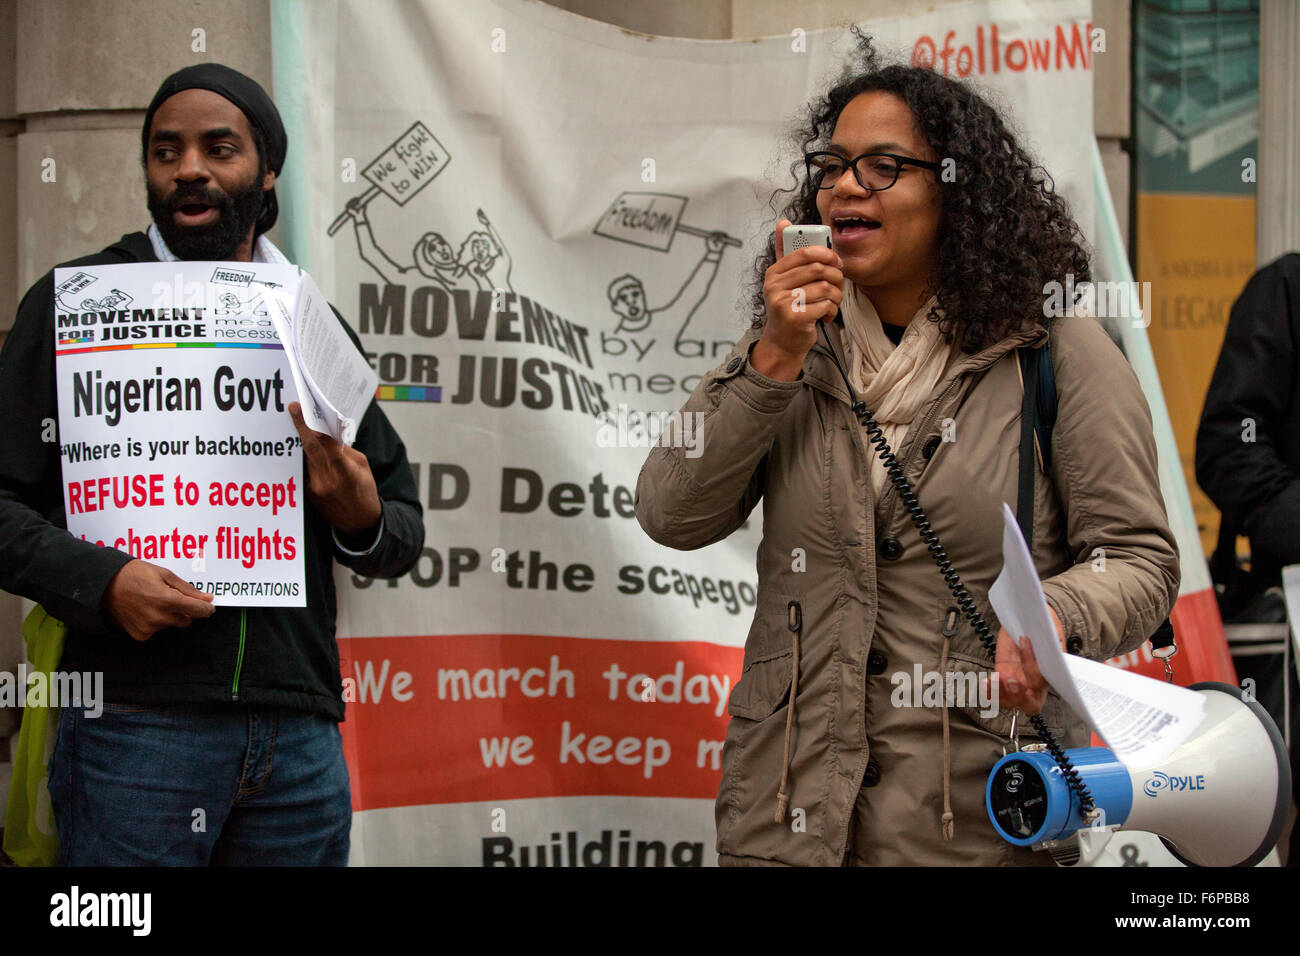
[634,34,1179,866]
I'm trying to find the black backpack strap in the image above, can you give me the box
[1016,321,1058,552]
[1032,332,1056,472]
[1018,323,1175,657]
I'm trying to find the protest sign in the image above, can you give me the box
[327,122,452,237]
[54,261,307,607]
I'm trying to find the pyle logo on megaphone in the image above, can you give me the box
[1005,767,1024,794]
[1142,770,1207,798]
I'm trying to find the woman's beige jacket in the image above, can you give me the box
[635,314,1180,865]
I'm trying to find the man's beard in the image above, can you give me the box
[147,176,266,260]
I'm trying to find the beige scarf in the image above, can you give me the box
[839,287,951,497]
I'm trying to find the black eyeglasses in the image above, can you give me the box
[804,151,941,192]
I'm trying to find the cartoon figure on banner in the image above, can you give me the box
[211,290,270,316]
[329,119,612,420]
[457,209,514,293]
[331,121,515,295]
[54,271,134,314]
[80,289,133,311]
[595,191,740,359]
[342,197,467,290]
[330,120,456,283]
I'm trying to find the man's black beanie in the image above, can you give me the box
[142,63,288,237]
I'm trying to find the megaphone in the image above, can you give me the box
[986,682,1291,866]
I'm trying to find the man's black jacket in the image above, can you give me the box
[1196,252,1300,589]
[0,232,424,720]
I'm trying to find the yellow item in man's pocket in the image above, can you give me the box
[2,605,66,866]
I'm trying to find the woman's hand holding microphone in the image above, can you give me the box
[751,219,844,381]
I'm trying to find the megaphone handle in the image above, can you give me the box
[1151,641,1177,683]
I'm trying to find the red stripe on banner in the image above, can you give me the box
[337,634,741,811]
[341,590,1236,811]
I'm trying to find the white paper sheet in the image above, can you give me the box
[987,503,1205,766]
[267,272,378,445]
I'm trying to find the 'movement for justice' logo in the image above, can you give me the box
[336,120,609,419]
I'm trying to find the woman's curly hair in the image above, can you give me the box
[751,29,1090,353]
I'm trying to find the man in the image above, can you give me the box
[0,64,425,865]
[1196,251,1300,866]
[1198,253,1300,602]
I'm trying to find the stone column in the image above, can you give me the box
[1257,0,1299,266]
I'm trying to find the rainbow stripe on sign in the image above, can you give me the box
[56,342,285,355]
[58,334,95,345]
[376,385,442,402]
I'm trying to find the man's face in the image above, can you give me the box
[145,89,275,260]
[614,285,645,320]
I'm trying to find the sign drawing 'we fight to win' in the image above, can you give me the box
[53,261,310,606]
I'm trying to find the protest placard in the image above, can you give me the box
[54,261,308,606]
[362,122,450,205]
[327,121,452,236]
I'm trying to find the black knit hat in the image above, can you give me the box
[142,63,287,237]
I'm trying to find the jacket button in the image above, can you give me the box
[922,435,941,460]
[1066,635,1083,654]
[879,537,902,561]
[863,760,882,787]
[867,649,887,675]
[725,357,742,373]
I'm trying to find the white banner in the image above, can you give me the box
[273,0,1096,865]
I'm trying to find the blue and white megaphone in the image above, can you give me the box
[986,682,1291,866]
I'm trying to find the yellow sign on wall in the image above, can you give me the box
[1137,192,1256,557]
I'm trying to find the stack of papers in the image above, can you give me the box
[267,273,378,446]
[987,503,1205,766]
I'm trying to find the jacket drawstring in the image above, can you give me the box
[941,606,972,837]
[775,601,802,824]
[938,636,955,840]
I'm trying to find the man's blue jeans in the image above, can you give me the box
[48,701,352,866]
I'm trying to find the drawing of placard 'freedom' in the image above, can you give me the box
[595,191,740,254]
[595,192,741,359]
[327,122,451,236]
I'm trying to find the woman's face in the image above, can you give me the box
[816,91,942,293]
